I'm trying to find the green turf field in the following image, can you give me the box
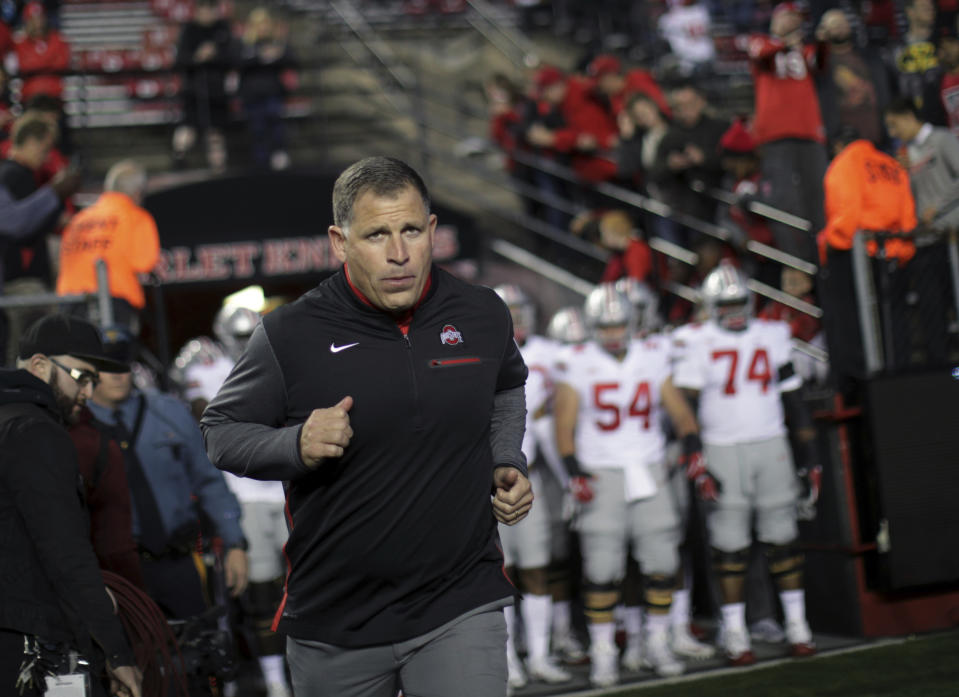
[604,630,959,697]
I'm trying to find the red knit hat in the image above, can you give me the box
[772,2,802,20]
[588,54,622,78]
[23,1,45,20]
[534,65,565,90]
[719,119,757,154]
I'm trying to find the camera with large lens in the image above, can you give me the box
[169,609,237,681]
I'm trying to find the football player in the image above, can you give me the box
[493,285,572,687]
[174,304,293,697]
[672,261,820,666]
[554,284,703,686]
[541,305,591,665]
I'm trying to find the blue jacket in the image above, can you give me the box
[89,388,244,550]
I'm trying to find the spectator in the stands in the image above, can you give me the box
[884,95,959,367]
[486,72,525,171]
[815,9,890,147]
[935,20,959,134]
[646,82,727,244]
[597,209,653,283]
[11,1,70,103]
[172,0,237,171]
[1,96,71,184]
[0,113,79,363]
[758,267,826,383]
[745,1,828,263]
[0,65,13,140]
[519,65,576,231]
[616,92,680,245]
[239,6,297,171]
[885,97,959,232]
[886,0,942,121]
[587,53,671,122]
[658,0,716,77]
[715,118,780,290]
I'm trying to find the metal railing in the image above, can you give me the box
[851,230,959,376]
[0,259,112,319]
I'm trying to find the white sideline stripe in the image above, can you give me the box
[546,638,908,697]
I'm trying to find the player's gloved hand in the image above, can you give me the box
[569,476,595,503]
[563,454,595,504]
[681,434,721,503]
[796,464,823,521]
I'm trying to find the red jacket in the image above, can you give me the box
[601,238,653,283]
[14,30,71,100]
[611,69,671,119]
[758,296,821,342]
[557,77,619,182]
[70,407,145,590]
[748,35,826,145]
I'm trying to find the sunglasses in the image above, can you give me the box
[49,356,100,389]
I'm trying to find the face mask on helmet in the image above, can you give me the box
[594,323,631,354]
[508,303,536,343]
[614,278,659,334]
[214,306,262,360]
[494,284,536,344]
[584,284,636,355]
[701,261,752,332]
[547,307,588,345]
[714,298,751,331]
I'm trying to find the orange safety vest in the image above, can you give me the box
[817,139,917,264]
[57,192,160,309]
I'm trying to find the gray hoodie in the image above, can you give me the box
[907,123,959,231]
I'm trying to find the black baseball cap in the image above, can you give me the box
[18,314,129,373]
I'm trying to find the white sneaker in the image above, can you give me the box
[643,629,685,677]
[589,641,620,688]
[785,618,816,657]
[507,649,527,689]
[750,617,786,643]
[553,631,587,664]
[672,624,716,659]
[526,655,572,683]
[722,626,756,666]
[620,634,643,672]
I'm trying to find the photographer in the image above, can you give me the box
[0,314,140,697]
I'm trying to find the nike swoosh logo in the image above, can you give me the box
[330,341,359,354]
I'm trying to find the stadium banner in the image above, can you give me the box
[143,172,481,287]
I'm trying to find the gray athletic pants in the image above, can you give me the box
[287,603,508,697]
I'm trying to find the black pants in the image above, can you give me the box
[141,555,208,620]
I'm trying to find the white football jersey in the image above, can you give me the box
[658,4,716,67]
[672,318,801,446]
[556,337,672,498]
[519,335,558,464]
[182,353,234,403]
[183,349,286,504]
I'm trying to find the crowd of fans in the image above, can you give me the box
[486,0,959,389]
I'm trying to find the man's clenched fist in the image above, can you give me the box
[300,396,354,467]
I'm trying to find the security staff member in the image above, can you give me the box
[816,129,917,395]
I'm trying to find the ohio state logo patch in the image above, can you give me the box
[440,324,464,345]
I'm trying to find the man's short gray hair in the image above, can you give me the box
[332,156,430,232]
[104,160,147,198]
